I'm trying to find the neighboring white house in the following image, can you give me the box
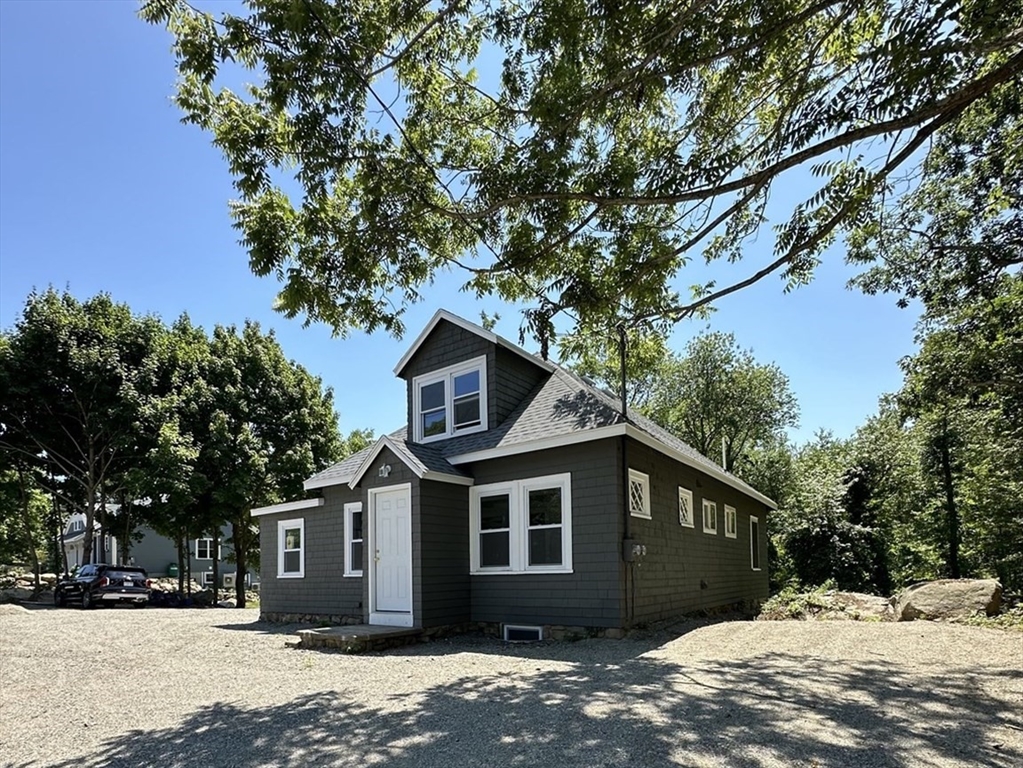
[61,512,119,570]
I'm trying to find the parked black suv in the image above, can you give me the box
[54,564,151,609]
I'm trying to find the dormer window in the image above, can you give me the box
[414,355,487,442]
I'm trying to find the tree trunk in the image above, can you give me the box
[232,519,247,609]
[16,467,41,597]
[939,427,961,579]
[211,527,220,607]
[176,531,185,594]
[81,476,96,566]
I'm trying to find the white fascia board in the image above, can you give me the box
[446,424,627,464]
[622,425,777,509]
[392,309,554,376]
[347,435,426,489]
[250,498,325,518]
[447,423,777,509]
[303,472,353,491]
[421,471,474,486]
[393,310,496,375]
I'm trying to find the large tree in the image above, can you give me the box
[142,0,1022,342]
[0,290,165,566]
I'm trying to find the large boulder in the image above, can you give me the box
[894,579,1002,621]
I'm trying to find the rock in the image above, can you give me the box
[40,573,58,583]
[220,599,237,608]
[894,579,1002,621]
[825,591,894,621]
[0,587,35,602]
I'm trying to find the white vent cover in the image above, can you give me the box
[223,573,236,588]
[503,624,543,642]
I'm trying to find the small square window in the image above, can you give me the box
[725,505,737,538]
[702,499,717,534]
[195,538,220,560]
[629,469,651,519]
[678,487,694,528]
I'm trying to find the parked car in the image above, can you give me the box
[54,564,151,609]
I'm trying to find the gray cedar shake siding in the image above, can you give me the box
[466,440,625,628]
[399,318,547,432]
[259,485,363,618]
[623,438,770,620]
[259,311,773,630]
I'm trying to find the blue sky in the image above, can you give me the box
[0,1,920,445]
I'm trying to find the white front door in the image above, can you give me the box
[371,486,412,623]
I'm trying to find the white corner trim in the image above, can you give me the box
[250,498,325,517]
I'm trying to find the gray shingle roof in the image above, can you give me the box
[304,324,772,506]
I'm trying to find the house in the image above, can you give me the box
[251,310,774,637]
[61,511,248,588]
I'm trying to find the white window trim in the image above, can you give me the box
[412,355,488,443]
[344,502,363,577]
[702,499,718,534]
[200,571,215,587]
[194,538,221,560]
[628,469,651,519]
[751,515,762,571]
[724,505,737,538]
[678,486,694,528]
[277,518,305,578]
[469,473,573,575]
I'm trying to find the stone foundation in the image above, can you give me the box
[261,611,365,625]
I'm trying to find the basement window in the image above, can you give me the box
[503,624,543,642]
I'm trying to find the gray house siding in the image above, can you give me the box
[493,345,547,426]
[100,524,242,584]
[623,438,770,621]
[418,479,470,627]
[465,440,624,628]
[124,525,177,575]
[401,320,495,432]
[259,485,362,618]
[400,319,549,433]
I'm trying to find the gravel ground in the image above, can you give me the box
[1,605,1021,768]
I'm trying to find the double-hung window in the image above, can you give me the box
[470,473,572,574]
[414,356,487,442]
[277,519,305,578]
[195,538,219,560]
[702,499,718,534]
[344,503,364,577]
[724,505,737,538]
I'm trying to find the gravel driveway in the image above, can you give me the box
[1,605,1020,768]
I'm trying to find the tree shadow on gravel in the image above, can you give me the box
[34,651,1022,768]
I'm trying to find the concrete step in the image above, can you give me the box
[296,624,421,653]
